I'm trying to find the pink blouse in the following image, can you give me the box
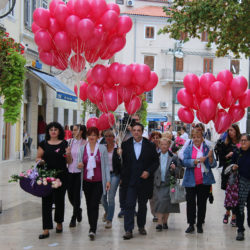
[192,146,203,185]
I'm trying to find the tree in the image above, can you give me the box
[159,0,250,58]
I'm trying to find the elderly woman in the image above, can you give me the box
[101,129,121,229]
[183,128,216,234]
[77,127,110,240]
[232,134,250,241]
[154,138,182,231]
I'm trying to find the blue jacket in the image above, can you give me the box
[182,142,216,187]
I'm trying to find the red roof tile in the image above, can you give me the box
[122,6,169,18]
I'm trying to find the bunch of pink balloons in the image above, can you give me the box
[86,113,115,130]
[74,62,158,129]
[177,70,250,133]
[32,0,133,71]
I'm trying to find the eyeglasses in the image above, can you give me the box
[240,139,248,142]
[105,135,114,138]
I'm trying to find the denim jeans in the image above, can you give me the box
[102,173,120,222]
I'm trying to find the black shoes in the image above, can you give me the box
[118,210,125,218]
[77,208,82,223]
[138,228,147,235]
[39,233,49,239]
[197,225,203,234]
[88,231,96,241]
[185,225,195,234]
[163,223,168,229]
[56,227,63,233]
[123,231,133,240]
[69,217,76,228]
[156,224,163,231]
[236,231,244,241]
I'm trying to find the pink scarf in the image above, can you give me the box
[192,144,203,185]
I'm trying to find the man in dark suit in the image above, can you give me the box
[120,123,159,240]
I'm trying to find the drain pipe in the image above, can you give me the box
[133,17,137,63]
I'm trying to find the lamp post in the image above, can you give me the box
[169,44,183,131]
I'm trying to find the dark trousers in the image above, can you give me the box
[83,181,103,233]
[42,178,67,230]
[236,190,250,232]
[119,185,127,211]
[185,184,210,226]
[124,186,148,232]
[67,172,81,218]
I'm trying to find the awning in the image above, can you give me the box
[27,67,77,103]
[147,113,168,122]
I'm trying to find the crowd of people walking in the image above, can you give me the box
[35,117,250,242]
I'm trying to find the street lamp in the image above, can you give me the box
[168,44,183,131]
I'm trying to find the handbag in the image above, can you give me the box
[170,180,186,204]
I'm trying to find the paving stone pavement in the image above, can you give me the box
[0,160,249,250]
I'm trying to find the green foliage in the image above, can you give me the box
[159,0,250,58]
[137,95,148,127]
[0,30,26,124]
[81,99,100,123]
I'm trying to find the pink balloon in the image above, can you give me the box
[74,0,91,18]
[209,81,227,103]
[86,69,94,84]
[178,107,194,124]
[48,18,61,36]
[199,98,217,121]
[39,51,56,66]
[134,64,151,87]
[200,73,216,94]
[220,90,235,109]
[177,88,193,107]
[96,101,108,113]
[85,28,104,50]
[53,31,71,53]
[97,113,115,130]
[87,84,103,103]
[196,110,210,124]
[66,0,76,15]
[91,65,108,85]
[183,73,199,94]
[33,8,50,29]
[216,70,233,88]
[34,30,53,51]
[117,15,133,35]
[65,15,80,37]
[49,0,64,17]
[118,64,133,87]
[85,49,99,63]
[108,62,120,83]
[239,89,250,108]
[230,76,248,99]
[70,54,86,73]
[213,108,227,123]
[191,95,200,110]
[125,96,142,115]
[101,10,119,31]
[71,38,84,54]
[86,117,98,129]
[117,86,135,103]
[107,3,120,15]
[31,22,41,33]
[103,89,119,112]
[74,81,88,101]
[214,112,232,134]
[228,104,245,123]
[135,86,144,96]
[77,18,95,41]
[54,3,69,25]
[144,72,158,92]
[89,0,107,20]
[108,36,126,53]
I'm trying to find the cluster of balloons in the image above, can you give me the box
[86,112,115,130]
[177,70,250,133]
[75,62,158,129]
[32,0,132,70]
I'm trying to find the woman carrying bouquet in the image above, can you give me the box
[67,124,87,227]
[153,137,181,231]
[36,122,71,239]
[77,127,111,240]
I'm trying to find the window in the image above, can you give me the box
[8,0,15,16]
[201,31,208,42]
[176,57,183,72]
[24,0,37,29]
[174,87,182,104]
[179,32,187,41]
[230,60,240,74]
[116,0,124,4]
[41,0,48,9]
[145,26,155,39]
[144,55,155,71]
[146,91,153,103]
[203,58,213,73]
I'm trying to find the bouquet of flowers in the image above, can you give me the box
[9,162,62,197]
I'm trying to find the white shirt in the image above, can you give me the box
[180,132,189,140]
[133,139,143,160]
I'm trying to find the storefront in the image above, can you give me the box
[147,112,168,133]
